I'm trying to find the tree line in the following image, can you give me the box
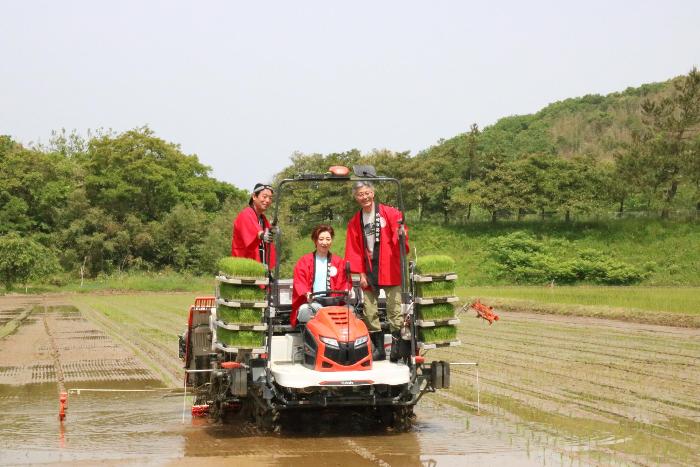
[1,69,698,289]
[275,68,699,226]
[0,128,247,289]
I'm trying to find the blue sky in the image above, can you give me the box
[1,1,698,189]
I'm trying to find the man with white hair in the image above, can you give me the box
[344,181,408,362]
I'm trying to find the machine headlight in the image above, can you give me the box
[354,335,368,346]
[319,336,339,348]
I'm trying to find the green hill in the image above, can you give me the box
[282,219,700,286]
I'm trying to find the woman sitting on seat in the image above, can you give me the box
[291,224,351,328]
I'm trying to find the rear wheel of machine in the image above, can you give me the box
[377,405,414,432]
[254,403,281,434]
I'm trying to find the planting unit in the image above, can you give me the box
[413,257,461,350]
[213,270,268,355]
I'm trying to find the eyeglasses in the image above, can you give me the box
[354,191,373,199]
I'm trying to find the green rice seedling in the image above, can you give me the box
[419,325,457,343]
[217,257,267,279]
[216,328,265,348]
[217,305,263,324]
[415,255,456,275]
[416,280,455,298]
[218,283,266,302]
[416,302,456,320]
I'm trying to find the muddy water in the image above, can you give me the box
[6,296,693,465]
[0,382,573,466]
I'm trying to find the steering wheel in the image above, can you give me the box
[308,289,350,307]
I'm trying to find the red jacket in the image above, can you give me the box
[231,206,276,268]
[291,252,350,328]
[344,203,409,288]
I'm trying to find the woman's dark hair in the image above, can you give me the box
[311,224,334,242]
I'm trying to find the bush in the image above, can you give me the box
[0,234,60,291]
[487,232,645,285]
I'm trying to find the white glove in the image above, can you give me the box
[262,228,275,243]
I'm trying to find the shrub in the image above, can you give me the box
[0,234,60,291]
[487,232,645,285]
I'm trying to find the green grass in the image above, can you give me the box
[216,328,265,348]
[416,303,457,320]
[419,325,458,343]
[458,285,700,315]
[414,255,456,275]
[217,305,263,324]
[409,219,700,286]
[217,257,267,278]
[218,283,266,302]
[416,280,456,298]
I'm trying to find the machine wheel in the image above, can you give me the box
[254,403,281,434]
[377,405,415,432]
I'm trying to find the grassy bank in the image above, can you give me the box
[457,286,700,327]
[459,286,700,315]
[408,219,700,286]
[11,271,214,295]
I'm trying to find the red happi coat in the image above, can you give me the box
[344,203,409,289]
[291,252,350,328]
[231,206,277,268]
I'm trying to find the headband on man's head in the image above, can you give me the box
[253,183,273,195]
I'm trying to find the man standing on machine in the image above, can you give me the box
[345,181,409,362]
[231,183,276,268]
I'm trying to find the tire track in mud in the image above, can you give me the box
[342,439,392,467]
[42,312,67,397]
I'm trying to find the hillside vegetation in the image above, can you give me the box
[1,69,698,290]
[282,219,699,287]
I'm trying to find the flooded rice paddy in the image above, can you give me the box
[0,295,698,466]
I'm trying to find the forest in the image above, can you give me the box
[0,68,698,289]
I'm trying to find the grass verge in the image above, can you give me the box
[458,286,700,327]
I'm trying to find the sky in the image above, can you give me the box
[1,1,699,190]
